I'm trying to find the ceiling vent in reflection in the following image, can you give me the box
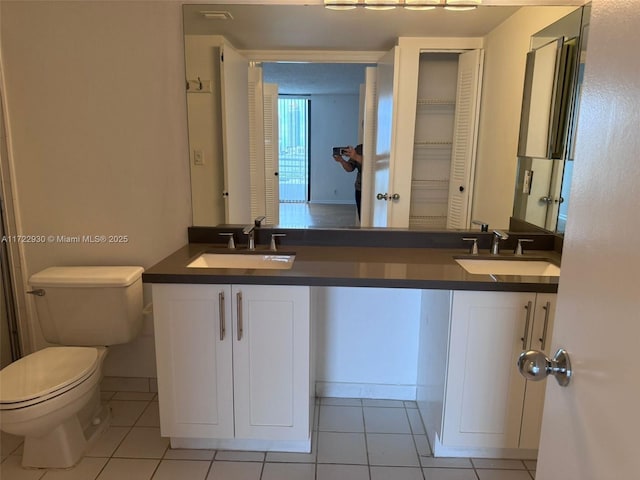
[199,11,234,20]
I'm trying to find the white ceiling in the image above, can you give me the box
[183,4,525,51]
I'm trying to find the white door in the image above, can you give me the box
[359,67,377,228]
[371,47,397,227]
[220,41,251,224]
[536,1,640,477]
[446,49,483,229]
[262,83,280,225]
[248,64,266,221]
[232,285,311,442]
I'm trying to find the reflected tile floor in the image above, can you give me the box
[1,395,537,480]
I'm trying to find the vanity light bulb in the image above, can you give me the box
[324,0,358,10]
[444,0,480,11]
[364,0,399,10]
[404,0,439,10]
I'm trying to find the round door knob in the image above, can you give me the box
[517,348,572,387]
[390,193,400,200]
[539,196,553,204]
[376,193,388,201]
[459,186,465,192]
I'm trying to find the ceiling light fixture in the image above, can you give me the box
[444,0,480,11]
[324,0,358,10]
[364,0,400,10]
[404,0,439,11]
[323,1,481,11]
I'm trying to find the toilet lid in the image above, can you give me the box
[0,347,99,405]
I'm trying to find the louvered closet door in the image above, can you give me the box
[248,65,266,221]
[446,49,483,229]
[262,84,280,225]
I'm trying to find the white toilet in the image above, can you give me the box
[0,266,144,469]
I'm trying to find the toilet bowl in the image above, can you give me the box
[0,346,109,468]
[0,265,144,469]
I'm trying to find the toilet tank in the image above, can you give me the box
[28,266,144,346]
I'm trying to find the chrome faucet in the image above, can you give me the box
[491,230,509,255]
[242,225,256,250]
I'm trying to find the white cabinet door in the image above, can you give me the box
[443,291,556,453]
[232,285,311,441]
[153,283,311,448]
[443,291,532,449]
[152,284,234,439]
[519,293,556,450]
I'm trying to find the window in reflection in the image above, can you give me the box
[279,96,310,203]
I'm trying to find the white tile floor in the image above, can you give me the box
[1,395,537,480]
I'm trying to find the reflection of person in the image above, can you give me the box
[333,144,363,219]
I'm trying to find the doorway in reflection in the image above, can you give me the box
[263,62,370,228]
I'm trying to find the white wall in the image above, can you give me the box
[1,1,191,376]
[472,6,577,229]
[315,287,421,399]
[185,35,226,226]
[309,94,360,204]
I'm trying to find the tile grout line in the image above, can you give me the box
[403,403,427,480]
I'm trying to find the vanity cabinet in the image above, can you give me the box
[152,283,312,452]
[434,291,555,457]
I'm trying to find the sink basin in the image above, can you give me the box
[187,253,295,270]
[455,258,560,276]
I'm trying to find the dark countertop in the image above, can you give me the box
[143,243,561,293]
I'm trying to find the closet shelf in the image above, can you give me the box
[414,141,453,147]
[411,179,449,188]
[417,99,456,106]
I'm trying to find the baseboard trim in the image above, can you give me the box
[315,382,416,401]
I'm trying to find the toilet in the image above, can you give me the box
[0,266,144,469]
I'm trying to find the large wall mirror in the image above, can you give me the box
[183,2,587,232]
[513,5,589,233]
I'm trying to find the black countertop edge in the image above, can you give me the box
[141,272,558,294]
[188,225,558,252]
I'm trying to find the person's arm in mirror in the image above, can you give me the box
[343,146,362,166]
[333,150,356,172]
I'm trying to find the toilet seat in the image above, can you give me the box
[0,347,99,410]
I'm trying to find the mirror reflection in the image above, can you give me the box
[183,3,585,232]
[513,5,589,233]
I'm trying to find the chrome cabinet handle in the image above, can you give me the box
[376,193,388,200]
[521,301,533,349]
[236,291,243,341]
[218,291,226,341]
[26,289,45,296]
[539,301,551,350]
[390,193,400,200]
[517,348,572,386]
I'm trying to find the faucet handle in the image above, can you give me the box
[219,232,235,249]
[462,237,479,255]
[471,220,489,232]
[254,216,266,227]
[270,233,286,251]
[514,238,534,256]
